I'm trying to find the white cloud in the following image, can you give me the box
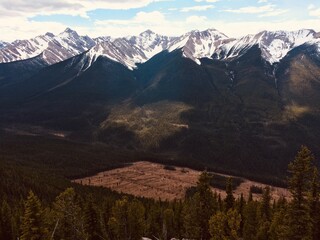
[309,7,320,18]
[258,0,268,3]
[224,4,288,17]
[195,0,219,2]
[95,11,167,32]
[259,9,288,17]
[0,16,67,41]
[186,15,207,23]
[225,5,274,14]
[181,5,215,12]
[308,4,315,10]
[87,11,320,40]
[1,2,320,42]
[0,0,165,19]
[211,19,320,37]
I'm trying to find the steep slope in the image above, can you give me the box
[127,30,173,58]
[0,33,54,63]
[0,28,95,65]
[41,28,96,64]
[1,28,320,180]
[0,51,138,136]
[98,44,320,178]
[0,54,48,87]
[0,41,9,49]
[87,30,172,70]
[168,29,229,64]
[215,29,317,64]
[1,28,319,71]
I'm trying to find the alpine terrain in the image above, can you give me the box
[1,27,320,182]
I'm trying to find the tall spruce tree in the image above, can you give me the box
[20,191,48,240]
[163,208,174,240]
[256,187,272,240]
[225,178,235,211]
[287,146,314,240]
[0,199,14,240]
[128,199,146,240]
[84,198,101,240]
[197,171,215,240]
[108,196,129,240]
[243,200,258,240]
[209,209,241,240]
[310,167,320,240]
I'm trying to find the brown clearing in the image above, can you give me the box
[73,161,290,201]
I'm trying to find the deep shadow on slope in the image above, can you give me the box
[0,46,320,182]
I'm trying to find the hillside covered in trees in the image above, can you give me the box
[0,146,319,240]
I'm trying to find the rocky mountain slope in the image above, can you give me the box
[1,27,320,180]
[1,28,320,69]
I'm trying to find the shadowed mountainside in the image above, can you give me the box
[1,44,320,181]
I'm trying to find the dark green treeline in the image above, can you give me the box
[0,146,319,240]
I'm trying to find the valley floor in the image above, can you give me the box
[73,161,290,201]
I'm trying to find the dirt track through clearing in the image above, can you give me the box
[73,161,290,201]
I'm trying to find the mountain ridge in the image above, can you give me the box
[1,27,320,70]
[0,30,320,179]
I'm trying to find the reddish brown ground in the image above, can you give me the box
[73,161,290,201]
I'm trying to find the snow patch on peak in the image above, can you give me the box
[168,28,229,63]
[214,29,318,64]
[258,29,316,64]
[1,27,319,70]
[0,41,9,49]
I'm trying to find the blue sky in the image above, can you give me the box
[0,0,319,41]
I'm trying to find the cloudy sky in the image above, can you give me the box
[1,0,320,41]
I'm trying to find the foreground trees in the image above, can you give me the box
[0,145,319,240]
[20,191,47,240]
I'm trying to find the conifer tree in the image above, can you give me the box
[84,198,101,240]
[146,202,162,238]
[183,194,201,239]
[197,171,215,240]
[209,211,227,240]
[309,167,320,240]
[236,193,245,237]
[225,178,235,211]
[287,146,314,240]
[0,199,14,240]
[163,208,174,240]
[172,200,183,239]
[261,186,272,221]
[108,196,129,240]
[20,191,48,240]
[128,199,146,240]
[268,202,289,240]
[53,188,86,240]
[243,200,258,240]
[209,209,241,240]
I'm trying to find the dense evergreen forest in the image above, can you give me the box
[0,146,319,240]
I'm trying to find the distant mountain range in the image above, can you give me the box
[1,28,319,68]
[1,27,320,180]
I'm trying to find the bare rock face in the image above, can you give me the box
[0,41,9,49]
[0,28,320,70]
[0,28,95,64]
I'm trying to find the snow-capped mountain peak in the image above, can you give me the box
[126,30,172,59]
[1,27,320,69]
[0,40,9,49]
[213,29,318,64]
[257,29,316,63]
[168,28,229,64]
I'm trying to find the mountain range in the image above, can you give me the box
[1,28,319,69]
[1,27,320,181]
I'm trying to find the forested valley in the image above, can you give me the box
[0,146,319,240]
